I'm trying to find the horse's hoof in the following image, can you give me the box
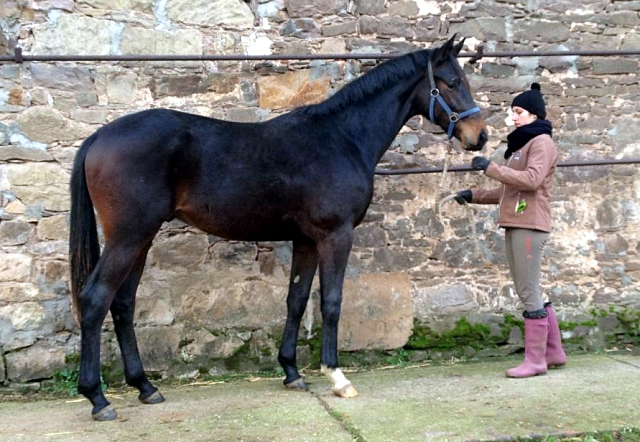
[284,377,309,392]
[332,383,359,398]
[92,404,118,421]
[139,390,165,405]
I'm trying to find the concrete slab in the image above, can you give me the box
[0,353,638,442]
[316,354,640,441]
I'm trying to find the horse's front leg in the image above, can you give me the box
[317,228,359,398]
[278,238,318,391]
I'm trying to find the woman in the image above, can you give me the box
[455,83,567,378]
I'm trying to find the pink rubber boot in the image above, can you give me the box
[545,302,567,368]
[506,317,548,378]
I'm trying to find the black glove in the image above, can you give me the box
[471,156,491,171]
[454,189,472,205]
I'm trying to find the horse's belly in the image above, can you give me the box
[174,206,298,242]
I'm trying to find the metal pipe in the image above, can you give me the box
[374,158,640,176]
[1,48,640,63]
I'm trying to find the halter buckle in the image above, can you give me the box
[449,112,459,123]
[430,88,440,97]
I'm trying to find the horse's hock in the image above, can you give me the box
[1,0,640,386]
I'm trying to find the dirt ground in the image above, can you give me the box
[1,353,639,442]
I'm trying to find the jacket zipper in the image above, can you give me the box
[498,154,516,219]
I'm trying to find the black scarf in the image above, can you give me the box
[505,120,553,159]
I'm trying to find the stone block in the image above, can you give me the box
[29,64,93,91]
[0,348,4,382]
[322,21,358,37]
[0,220,33,245]
[168,0,254,28]
[413,283,479,319]
[0,145,53,162]
[354,0,385,15]
[338,272,413,351]
[0,302,45,331]
[257,69,330,110]
[16,106,91,143]
[280,18,321,38]
[31,15,111,55]
[136,326,181,372]
[0,283,39,303]
[285,0,348,17]
[377,16,413,39]
[120,26,203,55]
[0,253,32,282]
[5,343,66,382]
[593,59,638,75]
[6,163,71,211]
[178,276,288,330]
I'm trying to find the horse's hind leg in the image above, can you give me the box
[278,238,318,391]
[110,241,164,405]
[77,241,151,420]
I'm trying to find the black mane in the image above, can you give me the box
[298,49,432,116]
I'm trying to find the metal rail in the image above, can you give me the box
[2,47,640,63]
[374,158,640,175]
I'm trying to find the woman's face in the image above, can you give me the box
[511,106,538,128]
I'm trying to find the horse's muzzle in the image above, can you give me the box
[464,129,488,151]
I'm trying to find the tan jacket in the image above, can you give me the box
[471,134,558,232]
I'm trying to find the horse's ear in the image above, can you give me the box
[433,34,457,64]
[453,37,465,56]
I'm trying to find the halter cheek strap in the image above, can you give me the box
[427,57,481,139]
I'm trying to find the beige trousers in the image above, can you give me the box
[504,228,549,312]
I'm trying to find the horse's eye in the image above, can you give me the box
[447,79,460,89]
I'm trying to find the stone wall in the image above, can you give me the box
[1,0,639,385]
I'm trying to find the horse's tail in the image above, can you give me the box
[69,131,101,324]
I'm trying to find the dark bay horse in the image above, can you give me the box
[69,36,487,420]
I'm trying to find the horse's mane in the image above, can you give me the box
[297,49,433,116]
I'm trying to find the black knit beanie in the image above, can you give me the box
[511,83,546,120]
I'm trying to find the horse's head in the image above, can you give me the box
[413,36,487,151]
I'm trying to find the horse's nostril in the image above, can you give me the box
[479,130,488,147]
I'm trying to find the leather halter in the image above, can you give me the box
[427,56,481,139]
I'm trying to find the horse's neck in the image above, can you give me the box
[334,76,421,170]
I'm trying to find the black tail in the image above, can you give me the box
[69,131,101,324]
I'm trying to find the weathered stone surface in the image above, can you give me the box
[513,20,570,42]
[0,348,4,382]
[120,26,203,54]
[167,0,254,28]
[0,145,53,162]
[81,0,153,12]
[136,326,182,371]
[16,106,90,143]
[322,21,358,37]
[377,17,413,39]
[178,276,287,329]
[36,214,68,241]
[0,220,33,245]
[280,18,321,38]
[0,283,40,303]
[0,302,45,332]
[388,1,419,17]
[103,73,138,105]
[29,64,93,91]
[257,69,330,109]
[338,272,413,351]
[0,253,32,282]
[413,283,479,319]
[354,0,385,15]
[285,0,348,17]
[593,59,638,75]
[5,342,66,382]
[6,163,71,211]
[147,233,209,272]
[31,15,111,55]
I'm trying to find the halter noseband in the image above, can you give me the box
[427,57,481,139]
